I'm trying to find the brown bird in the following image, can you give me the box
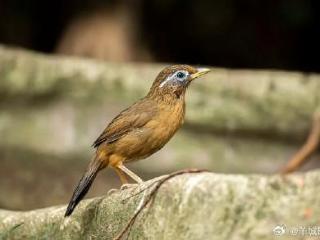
[65,65,210,216]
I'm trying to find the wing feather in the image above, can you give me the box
[93,100,157,148]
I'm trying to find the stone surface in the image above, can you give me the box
[1,171,320,240]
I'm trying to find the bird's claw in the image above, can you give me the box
[120,183,139,191]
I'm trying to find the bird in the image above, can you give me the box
[65,65,210,217]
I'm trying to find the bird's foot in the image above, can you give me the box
[120,183,139,191]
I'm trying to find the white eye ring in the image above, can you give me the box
[159,70,188,88]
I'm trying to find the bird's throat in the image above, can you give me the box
[148,89,186,106]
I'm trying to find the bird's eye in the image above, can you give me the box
[176,71,186,79]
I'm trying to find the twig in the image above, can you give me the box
[113,169,208,240]
[0,222,24,240]
[120,179,164,204]
[281,112,320,174]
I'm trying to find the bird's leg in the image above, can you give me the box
[108,167,131,195]
[117,164,143,183]
[114,167,129,184]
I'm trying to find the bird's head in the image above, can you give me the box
[148,65,210,99]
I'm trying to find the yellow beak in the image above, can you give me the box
[190,68,210,80]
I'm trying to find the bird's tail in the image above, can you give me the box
[64,156,103,217]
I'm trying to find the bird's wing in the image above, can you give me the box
[92,100,158,148]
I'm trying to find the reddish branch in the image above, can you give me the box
[281,112,320,174]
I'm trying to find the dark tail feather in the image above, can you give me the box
[65,159,102,217]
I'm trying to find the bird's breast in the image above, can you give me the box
[114,101,185,162]
[147,101,185,140]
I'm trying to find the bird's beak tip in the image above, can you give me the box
[191,67,211,80]
[197,67,211,74]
